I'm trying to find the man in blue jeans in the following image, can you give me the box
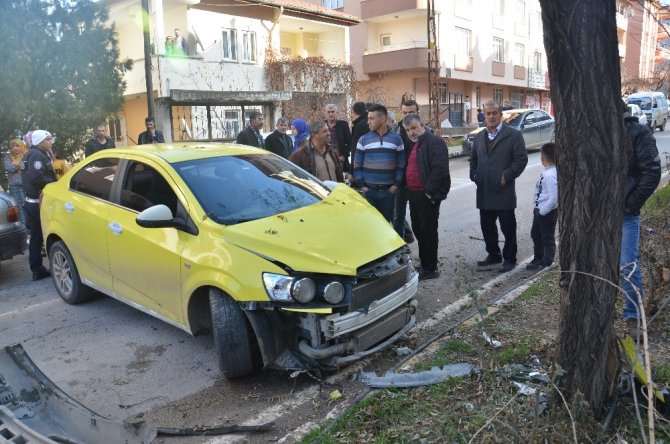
[354,104,405,222]
[622,110,661,337]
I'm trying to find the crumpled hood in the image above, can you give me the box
[222,185,405,275]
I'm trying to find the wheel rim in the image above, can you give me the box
[51,250,73,296]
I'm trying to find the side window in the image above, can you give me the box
[523,113,536,125]
[69,158,119,201]
[533,110,549,122]
[120,162,179,216]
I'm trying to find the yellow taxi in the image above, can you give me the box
[41,144,418,378]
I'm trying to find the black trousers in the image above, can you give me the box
[479,208,517,263]
[530,208,557,265]
[24,201,45,272]
[409,191,441,272]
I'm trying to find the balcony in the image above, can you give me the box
[492,61,505,77]
[528,69,549,90]
[454,55,473,72]
[360,0,428,21]
[363,41,427,74]
[514,65,526,80]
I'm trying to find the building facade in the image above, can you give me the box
[106,0,358,145]
[341,0,551,127]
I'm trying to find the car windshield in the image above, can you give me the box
[501,111,524,127]
[627,97,652,110]
[174,154,329,225]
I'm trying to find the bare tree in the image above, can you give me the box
[539,0,629,414]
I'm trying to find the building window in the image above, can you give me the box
[380,34,391,50]
[322,0,343,8]
[493,88,503,104]
[514,43,525,66]
[475,85,481,108]
[455,27,471,57]
[439,82,448,105]
[107,117,123,142]
[516,0,526,23]
[222,28,237,61]
[534,51,542,72]
[242,30,257,63]
[493,37,504,62]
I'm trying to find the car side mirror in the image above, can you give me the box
[136,204,175,229]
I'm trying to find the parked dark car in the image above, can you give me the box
[462,108,555,156]
[0,190,27,266]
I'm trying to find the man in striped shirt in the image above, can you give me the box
[353,104,405,222]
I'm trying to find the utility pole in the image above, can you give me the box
[141,0,155,118]
[427,0,440,135]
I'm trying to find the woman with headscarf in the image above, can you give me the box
[3,139,28,225]
[291,119,309,153]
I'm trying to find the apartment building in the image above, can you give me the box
[340,0,550,126]
[620,0,664,84]
[105,0,358,145]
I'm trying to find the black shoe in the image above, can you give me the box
[403,230,415,244]
[32,268,51,281]
[477,255,502,267]
[419,270,440,281]
[525,260,544,271]
[498,261,516,273]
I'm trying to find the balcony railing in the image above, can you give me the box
[364,40,428,55]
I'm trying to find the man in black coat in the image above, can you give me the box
[469,100,528,272]
[264,117,292,159]
[325,103,352,172]
[621,109,661,334]
[402,114,450,280]
[236,111,265,148]
[138,117,165,145]
[349,101,369,174]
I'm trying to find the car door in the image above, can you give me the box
[534,110,554,144]
[521,112,540,148]
[62,157,121,292]
[106,159,187,323]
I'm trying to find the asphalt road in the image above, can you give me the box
[1,131,669,442]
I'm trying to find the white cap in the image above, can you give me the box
[31,130,52,146]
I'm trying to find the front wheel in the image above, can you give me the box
[649,122,656,133]
[209,288,261,378]
[49,241,95,304]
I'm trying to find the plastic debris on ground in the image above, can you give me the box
[359,364,479,388]
[482,332,502,347]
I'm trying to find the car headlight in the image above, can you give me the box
[292,278,316,303]
[323,282,345,304]
[263,273,294,302]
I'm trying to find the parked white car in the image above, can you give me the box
[626,104,648,127]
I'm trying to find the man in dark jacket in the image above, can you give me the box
[622,111,661,334]
[325,103,352,172]
[138,117,165,145]
[349,101,369,174]
[236,111,265,148]
[85,123,115,157]
[264,117,292,159]
[289,120,344,183]
[402,114,451,280]
[469,100,528,272]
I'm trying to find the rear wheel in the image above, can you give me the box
[49,241,95,304]
[209,288,261,378]
[659,119,666,132]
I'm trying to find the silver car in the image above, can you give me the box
[462,108,555,156]
[0,190,27,266]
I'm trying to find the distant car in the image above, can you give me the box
[462,109,555,156]
[627,104,648,127]
[0,190,27,266]
[41,144,418,379]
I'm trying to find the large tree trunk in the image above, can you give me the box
[539,0,629,415]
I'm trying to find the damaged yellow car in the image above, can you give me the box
[41,144,418,378]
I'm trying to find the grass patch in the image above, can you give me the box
[518,272,560,303]
[642,183,670,219]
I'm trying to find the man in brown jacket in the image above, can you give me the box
[289,120,344,183]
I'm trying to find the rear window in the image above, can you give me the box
[174,154,329,225]
[627,97,652,110]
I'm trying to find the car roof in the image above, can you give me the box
[503,108,544,113]
[627,92,665,98]
[93,142,266,164]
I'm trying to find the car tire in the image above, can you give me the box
[650,122,655,133]
[209,288,261,378]
[49,241,95,304]
[659,119,666,132]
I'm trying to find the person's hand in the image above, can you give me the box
[389,185,398,194]
[500,175,507,187]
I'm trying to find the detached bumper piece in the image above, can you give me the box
[359,364,479,388]
[0,344,155,444]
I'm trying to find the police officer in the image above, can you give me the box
[21,130,56,281]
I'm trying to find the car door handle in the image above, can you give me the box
[64,202,74,213]
[108,222,123,236]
